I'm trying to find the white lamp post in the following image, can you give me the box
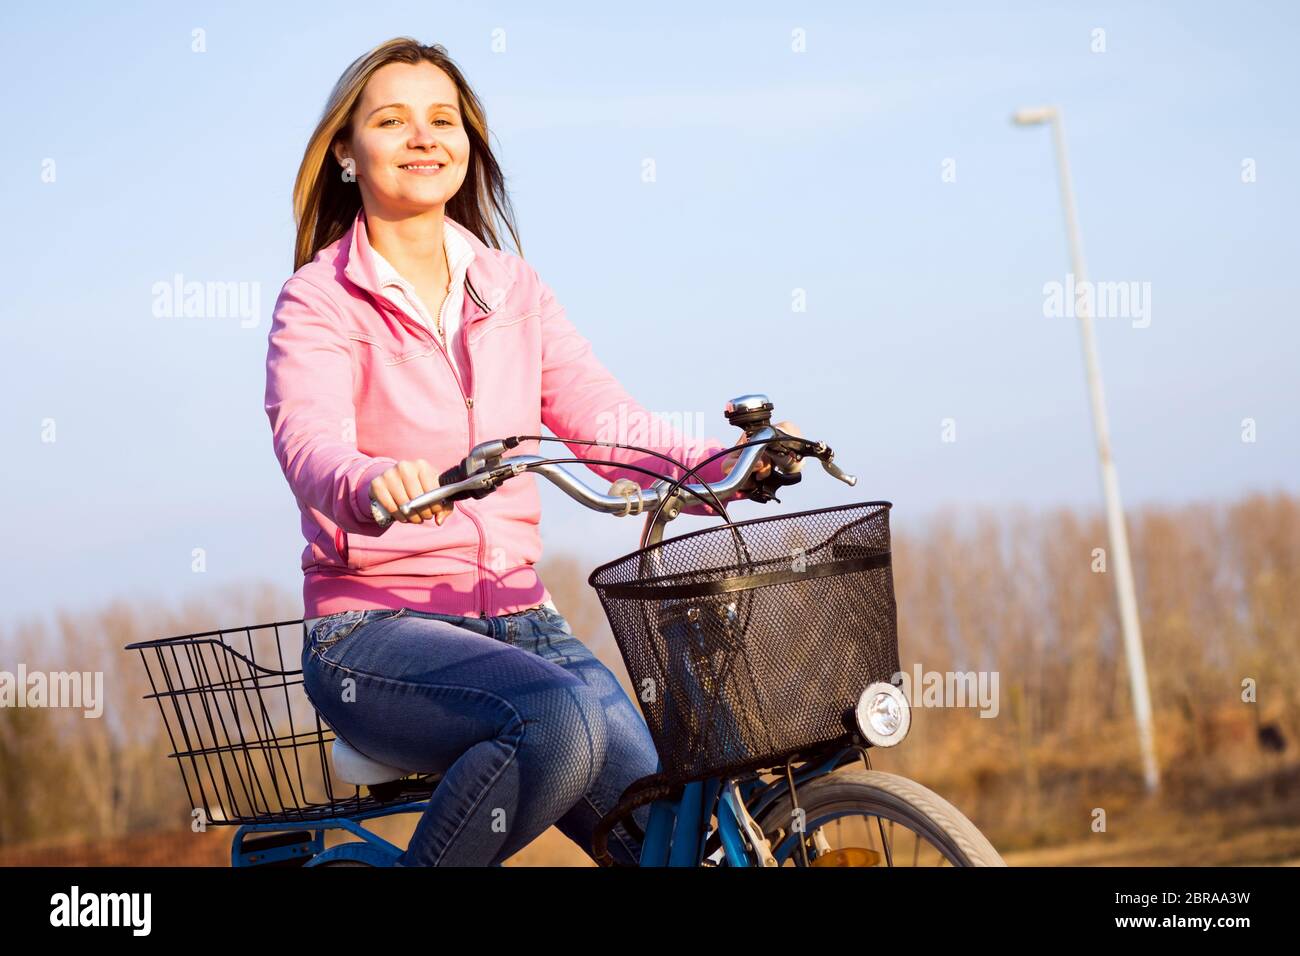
[1013,105,1160,793]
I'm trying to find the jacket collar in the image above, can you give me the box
[340,206,511,321]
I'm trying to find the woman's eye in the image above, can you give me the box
[378,116,452,129]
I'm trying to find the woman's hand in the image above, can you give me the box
[721,420,803,481]
[369,459,456,525]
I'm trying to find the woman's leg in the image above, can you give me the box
[302,609,609,866]
[506,607,662,866]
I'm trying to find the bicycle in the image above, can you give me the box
[125,393,1006,867]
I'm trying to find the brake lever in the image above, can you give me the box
[749,467,802,504]
[821,458,857,486]
[798,440,857,486]
[437,437,522,500]
[747,437,858,501]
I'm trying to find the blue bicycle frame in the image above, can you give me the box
[230,746,856,867]
[637,747,853,867]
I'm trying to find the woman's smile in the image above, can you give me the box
[399,160,445,174]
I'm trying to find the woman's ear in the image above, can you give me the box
[331,140,357,182]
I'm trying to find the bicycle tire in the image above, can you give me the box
[314,859,376,867]
[752,768,1006,866]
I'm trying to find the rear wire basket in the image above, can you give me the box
[589,501,900,785]
[125,621,437,826]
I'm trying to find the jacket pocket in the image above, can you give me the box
[348,330,435,366]
[334,517,481,574]
[384,346,439,366]
[308,527,332,565]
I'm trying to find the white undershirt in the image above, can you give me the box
[370,222,476,389]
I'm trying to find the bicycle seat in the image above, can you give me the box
[330,737,412,786]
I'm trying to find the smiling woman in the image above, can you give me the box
[265,37,762,869]
[291,40,520,273]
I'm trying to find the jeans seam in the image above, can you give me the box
[583,792,639,862]
[432,719,525,866]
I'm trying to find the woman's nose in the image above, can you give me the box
[407,121,441,148]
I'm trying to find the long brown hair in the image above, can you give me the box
[291,38,522,271]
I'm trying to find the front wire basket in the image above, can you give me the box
[589,500,900,785]
[124,620,436,826]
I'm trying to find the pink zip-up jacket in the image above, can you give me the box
[265,208,739,619]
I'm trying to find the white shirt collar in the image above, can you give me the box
[370,221,476,292]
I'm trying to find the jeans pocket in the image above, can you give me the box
[539,605,575,635]
[310,608,406,654]
[308,610,365,653]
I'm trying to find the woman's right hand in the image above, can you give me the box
[369,459,455,525]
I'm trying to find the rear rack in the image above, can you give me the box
[125,618,437,825]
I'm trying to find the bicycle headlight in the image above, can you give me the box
[855,681,910,747]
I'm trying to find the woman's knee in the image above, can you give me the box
[516,677,609,802]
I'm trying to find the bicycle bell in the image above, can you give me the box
[724,394,774,431]
[724,393,803,503]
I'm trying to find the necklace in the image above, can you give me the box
[432,240,452,341]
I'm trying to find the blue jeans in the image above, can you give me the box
[301,604,660,866]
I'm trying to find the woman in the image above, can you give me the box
[264,38,795,866]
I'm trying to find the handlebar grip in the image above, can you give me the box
[370,492,396,529]
[369,482,461,529]
[369,462,502,528]
[439,458,495,501]
[438,460,469,488]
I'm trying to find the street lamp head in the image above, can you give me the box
[1012,106,1057,126]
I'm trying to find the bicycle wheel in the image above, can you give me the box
[752,768,1005,866]
[314,859,375,866]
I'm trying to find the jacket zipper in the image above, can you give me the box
[432,283,489,619]
[463,278,494,618]
[374,275,492,618]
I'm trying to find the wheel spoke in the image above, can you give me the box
[876,814,894,867]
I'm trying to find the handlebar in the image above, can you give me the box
[367,395,858,530]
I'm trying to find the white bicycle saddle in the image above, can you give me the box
[330,737,411,786]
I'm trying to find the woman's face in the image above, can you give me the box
[334,61,471,216]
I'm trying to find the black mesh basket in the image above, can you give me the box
[588,501,899,785]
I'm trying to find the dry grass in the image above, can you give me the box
[2,492,1297,866]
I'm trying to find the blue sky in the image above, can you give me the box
[3,1,1296,626]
